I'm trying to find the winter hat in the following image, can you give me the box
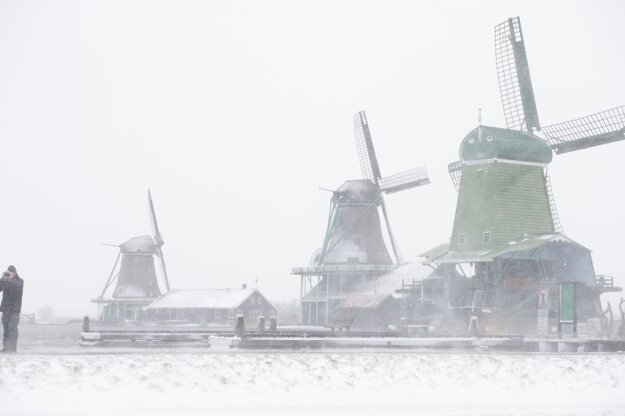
[7,265,16,273]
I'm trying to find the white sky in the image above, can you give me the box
[0,0,623,317]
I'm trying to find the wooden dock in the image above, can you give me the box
[79,319,625,352]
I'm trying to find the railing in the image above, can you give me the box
[292,264,396,275]
[595,275,614,289]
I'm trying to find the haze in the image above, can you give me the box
[0,0,623,317]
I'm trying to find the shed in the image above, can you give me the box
[144,287,276,324]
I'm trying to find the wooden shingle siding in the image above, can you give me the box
[451,163,554,252]
[494,164,554,247]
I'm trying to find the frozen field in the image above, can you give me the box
[2,325,625,415]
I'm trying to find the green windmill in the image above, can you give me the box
[422,17,624,336]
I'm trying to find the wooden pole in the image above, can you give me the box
[257,316,265,334]
[234,314,245,338]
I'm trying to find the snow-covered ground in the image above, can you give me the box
[2,351,624,415]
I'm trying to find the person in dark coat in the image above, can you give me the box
[0,265,24,353]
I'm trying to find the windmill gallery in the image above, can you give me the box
[91,17,624,341]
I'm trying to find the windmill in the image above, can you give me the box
[446,16,625,247]
[293,111,430,325]
[420,17,623,335]
[318,111,430,266]
[93,189,171,322]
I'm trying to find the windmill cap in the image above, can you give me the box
[460,126,553,164]
[335,180,380,202]
[7,265,16,273]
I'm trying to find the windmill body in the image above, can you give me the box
[113,235,162,298]
[320,179,392,266]
[93,190,171,323]
[419,17,623,336]
[450,126,554,254]
[292,112,430,327]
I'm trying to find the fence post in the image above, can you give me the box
[234,314,245,338]
[257,316,265,334]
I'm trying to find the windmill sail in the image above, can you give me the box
[543,168,563,233]
[542,106,625,154]
[148,189,170,293]
[495,17,540,133]
[378,166,430,194]
[447,160,463,192]
[379,200,404,264]
[353,111,431,264]
[354,111,383,182]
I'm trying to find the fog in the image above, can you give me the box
[0,0,623,317]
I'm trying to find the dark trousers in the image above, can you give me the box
[2,312,20,352]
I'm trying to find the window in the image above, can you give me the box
[483,231,492,244]
[228,310,235,320]
[214,309,221,319]
[256,296,262,305]
[250,296,255,305]
[458,233,467,246]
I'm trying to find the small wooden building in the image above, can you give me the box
[143,286,276,324]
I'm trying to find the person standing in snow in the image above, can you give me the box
[0,265,24,353]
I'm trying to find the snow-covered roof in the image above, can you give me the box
[145,288,260,310]
[338,293,391,309]
[338,262,434,309]
[421,233,589,264]
[120,235,157,254]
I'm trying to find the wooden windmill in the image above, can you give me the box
[421,17,623,335]
[93,190,171,322]
[318,111,430,266]
[293,111,430,325]
[446,16,624,252]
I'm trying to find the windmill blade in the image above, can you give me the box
[99,252,122,299]
[148,189,170,292]
[448,161,463,192]
[542,106,625,154]
[544,168,563,233]
[155,245,170,292]
[379,166,430,194]
[148,189,163,245]
[495,17,540,132]
[380,199,404,265]
[354,111,383,183]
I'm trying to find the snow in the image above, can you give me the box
[1,352,624,415]
[146,288,258,309]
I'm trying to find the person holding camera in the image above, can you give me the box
[0,265,24,353]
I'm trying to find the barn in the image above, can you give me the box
[328,262,435,331]
[143,286,276,325]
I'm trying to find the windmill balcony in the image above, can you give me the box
[595,275,622,293]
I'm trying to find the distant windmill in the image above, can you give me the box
[93,189,171,322]
[294,112,430,326]
[447,16,625,244]
[317,111,430,266]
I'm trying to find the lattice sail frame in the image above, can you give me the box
[148,189,170,293]
[448,160,463,192]
[542,106,625,154]
[543,168,563,233]
[495,17,540,133]
[352,110,431,264]
[354,111,382,182]
[379,166,430,194]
